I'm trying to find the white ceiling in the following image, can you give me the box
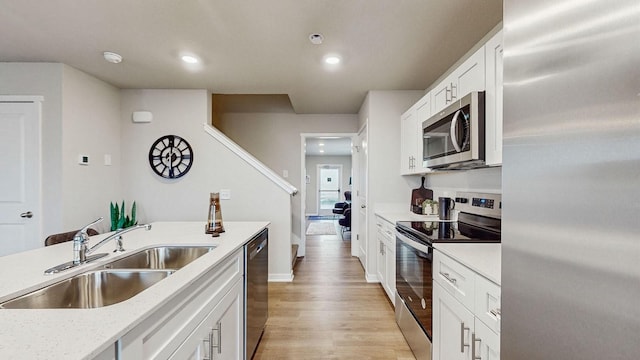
[0,0,502,114]
[305,137,352,156]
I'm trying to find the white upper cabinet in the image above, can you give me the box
[432,47,486,115]
[484,30,504,166]
[400,105,418,174]
[399,27,504,175]
[400,92,431,175]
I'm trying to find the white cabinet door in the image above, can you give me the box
[455,47,485,100]
[484,30,503,166]
[431,47,486,115]
[384,240,395,305]
[400,92,431,175]
[414,92,432,174]
[473,319,501,360]
[376,233,386,286]
[170,279,244,360]
[400,106,417,175]
[433,282,475,360]
[431,75,453,115]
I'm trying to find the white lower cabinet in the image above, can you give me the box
[375,216,396,305]
[117,250,245,360]
[433,250,501,360]
[473,316,501,360]
[433,282,475,360]
[170,279,243,360]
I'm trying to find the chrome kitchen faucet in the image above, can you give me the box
[45,218,152,274]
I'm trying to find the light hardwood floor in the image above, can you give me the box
[253,221,415,359]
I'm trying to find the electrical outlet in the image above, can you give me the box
[220,189,231,200]
[283,170,289,178]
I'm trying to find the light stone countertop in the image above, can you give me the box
[0,221,269,360]
[433,243,501,285]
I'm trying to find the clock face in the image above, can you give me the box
[148,135,193,179]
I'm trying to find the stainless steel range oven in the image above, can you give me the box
[395,226,434,360]
[395,192,501,360]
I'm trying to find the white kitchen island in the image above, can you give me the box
[0,221,269,360]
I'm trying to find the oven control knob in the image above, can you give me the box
[421,298,426,309]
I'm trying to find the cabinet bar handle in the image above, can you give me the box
[214,322,222,354]
[472,332,482,360]
[203,330,214,360]
[490,308,501,318]
[461,322,470,352]
[440,271,457,285]
[451,83,457,100]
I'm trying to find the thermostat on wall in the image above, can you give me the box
[78,154,90,165]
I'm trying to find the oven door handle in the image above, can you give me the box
[396,231,432,254]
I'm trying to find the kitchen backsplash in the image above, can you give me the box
[409,166,502,200]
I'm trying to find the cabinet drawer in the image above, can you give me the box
[433,251,475,311]
[375,216,395,242]
[475,275,501,333]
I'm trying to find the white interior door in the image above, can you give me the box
[317,164,341,216]
[0,98,42,257]
[356,125,368,266]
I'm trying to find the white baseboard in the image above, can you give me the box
[268,272,294,282]
[365,273,380,283]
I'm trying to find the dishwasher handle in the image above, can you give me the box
[249,239,267,260]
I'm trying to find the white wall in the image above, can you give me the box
[61,65,122,232]
[215,111,359,243]
[120,89,293,280]
[0,63,122,237]
[359,90,424,280]
[305,155,352,215]
[0,63,64,239]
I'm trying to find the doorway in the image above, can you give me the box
[0,97,42,257]
[299,133,356,258]
[317,164,342,216]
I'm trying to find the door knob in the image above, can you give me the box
[361,204,366,209]
[20,211,33,218]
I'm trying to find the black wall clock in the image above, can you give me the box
[148,135,193,179]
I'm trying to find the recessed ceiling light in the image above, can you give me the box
[103,51,122,64]
[319,149,325,153]
[181,55,199,64]
[325,56,341,65]
[319,143,325,146]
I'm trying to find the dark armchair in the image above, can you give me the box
[338,206,351,234]
[332,190,352,217]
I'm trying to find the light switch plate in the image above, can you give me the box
[220,189,231,200]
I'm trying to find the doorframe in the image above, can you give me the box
[299,133,356,258]
[316,164,343,216]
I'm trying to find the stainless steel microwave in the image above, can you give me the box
[422,91,485,170]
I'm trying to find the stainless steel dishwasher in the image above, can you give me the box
[245,228,268,359]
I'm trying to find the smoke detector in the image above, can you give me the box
[103,51,123,64]
[309,33,324,45]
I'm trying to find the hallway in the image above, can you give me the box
[253,221,415,359]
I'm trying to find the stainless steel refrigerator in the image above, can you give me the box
[502,1,640,359]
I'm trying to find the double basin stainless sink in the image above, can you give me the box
[0,245,216,309]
